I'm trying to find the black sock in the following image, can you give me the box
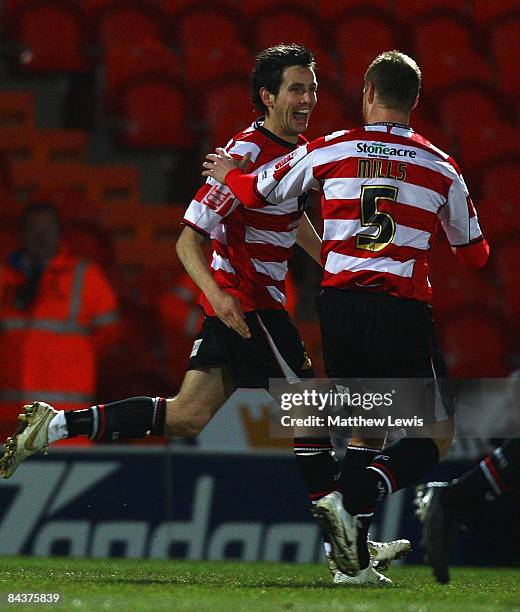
[340,445,381,515]
[293,437,339,502]
[66,397,167,441]
[343,437,439,515]
[444,438,520,507]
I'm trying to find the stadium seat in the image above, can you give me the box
[116,77,192,149]
[203,78,257,149]
[410,112,453,154]
[0,91,36,128]
[439,310,508,378]
[7,0,89,73]
[104,40,182,112]
[305,81,351,140]
[477,159,520,244]
[438,83,513,168]
[181,42,252,89]
[494,239,520,328]
[412,12,493,93]
[334,10,400,98]
[429,247,499,319]
[488,13,520,98]
[173,4,243,50]
[240,0,315,19]
[0,218,20,260]
[92,0,166,50]
[0,128,88,164]
[317,0,394,21]
[253,6,321,51]
[394,0,468,23]
[471,0,520,26]
[87,164,140,206]
[62,220,115,269]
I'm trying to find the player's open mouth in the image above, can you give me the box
[293,110,310,124]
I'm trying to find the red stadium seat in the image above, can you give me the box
[116,77,192,148]
[63,220,115,269]
[317,0,394,21]
[163,0,237,20]
[412,13,492,93]
[305,82,351,140]
[253,6,321,51]
[203,79,257,149]
[472,0,520,26]
[438,83,514,168]
[240,0,315,20]
[92,0,166,49]
[477,159,520,244]
[488,14,520,98]
[173,4,243,50]
[411,112,453,154]
[494,239,520,328]
[104,40,182,112]
[0,219,20,261]
[439,310,508,378]
[8,0,88,73]
[181,42,252,88]
[0,91,36,128]
[429,239,499,319]
[334,10,399,98]
[394,0,468,23]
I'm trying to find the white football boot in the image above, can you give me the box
[368,538,412,571]
[313,491,363,575]
[0,402,57,478]
[327,558,393,586]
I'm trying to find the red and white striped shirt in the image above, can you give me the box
[183,119,308,315]
[230,123,485,303]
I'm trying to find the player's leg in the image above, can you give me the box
[415,437,520,583]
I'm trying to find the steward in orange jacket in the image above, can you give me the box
[0,203,120,442]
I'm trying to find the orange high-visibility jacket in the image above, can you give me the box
[0,249,119,440]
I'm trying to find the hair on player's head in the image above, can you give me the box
[251,44,316,113]
[364,50,421,114]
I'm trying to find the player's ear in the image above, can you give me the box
[260,87,275,110]
[411,95,419,111]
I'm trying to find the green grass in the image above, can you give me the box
[0,557,519,611]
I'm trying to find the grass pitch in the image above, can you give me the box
[0,557,519,611]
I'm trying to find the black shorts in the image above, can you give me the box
[187,309,314,389]
[316,288,454,421]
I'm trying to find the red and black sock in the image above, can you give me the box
[444,438,520,507]
[339,445,381,517]
[342,437,439,515]
[65,397,167,441]
[293,437,339,503]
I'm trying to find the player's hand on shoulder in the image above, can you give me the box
[208,288,251,339]
[202,148,251,184]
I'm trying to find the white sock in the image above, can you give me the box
[323,541,332,556]
[47,411,69,444]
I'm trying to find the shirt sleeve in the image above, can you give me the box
[226,144,319,208]
[182,139,260,234]
[438,171,484,247]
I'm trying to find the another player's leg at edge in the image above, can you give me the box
[0,398,410,586]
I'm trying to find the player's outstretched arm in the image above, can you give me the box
[176,226,251,339]
[297,213,322,265]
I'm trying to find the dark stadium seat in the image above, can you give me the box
[494,239,520,329]
[0,91,36,128]
[476,159,520,244]
[412,13,492,93]
[181,42,252,88]
[253,6,321,51]
[439,310,508,378]
[488,13,520,98]
[173,4,243,50]
[203,79,257,149]
[334,10,400,98]
[104,40,182,112]
[429,252,499,320]
[438,84,513,168]
[164,0,237,20]
[394,0,468,23]
[91,0,166,50]
[5,0,88,73]
[304,82,352,140]
[317,0,394,21]
[471,0,520,25]
[63,220,115,269]
[0,128,88,164]
[411,112,453,154]
[240,0,315,19]
[115,77,192,149]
